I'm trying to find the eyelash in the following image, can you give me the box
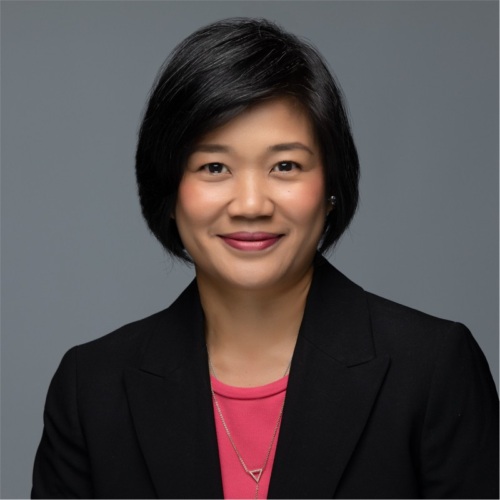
[201,163,228,175]
[271,161,300,173]
[200,161,301,175]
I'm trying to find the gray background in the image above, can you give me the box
[2,1,498,497]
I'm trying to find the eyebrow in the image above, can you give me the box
[191,142,314,155]
[269,142,314,155]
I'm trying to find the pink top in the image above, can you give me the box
[211,374,288,499]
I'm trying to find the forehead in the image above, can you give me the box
[195,96,318,149]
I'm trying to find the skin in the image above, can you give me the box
[175,96,330,387]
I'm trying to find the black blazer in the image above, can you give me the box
[32,257,499,499]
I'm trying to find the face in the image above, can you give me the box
[175,96,329,293]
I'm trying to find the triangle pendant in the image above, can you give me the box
[248,468,263,483]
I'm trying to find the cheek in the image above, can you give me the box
[284,175,327,223]
[175,179,223,228]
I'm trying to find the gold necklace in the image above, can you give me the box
[208,356,290,500]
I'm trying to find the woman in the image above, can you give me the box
[32,18,498,499]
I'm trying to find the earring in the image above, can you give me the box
[328,195,336,207]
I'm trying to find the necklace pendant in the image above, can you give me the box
[248,468,263,483]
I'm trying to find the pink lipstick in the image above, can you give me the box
[219,232,283,251]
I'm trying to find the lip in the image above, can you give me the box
[218,232,284,251]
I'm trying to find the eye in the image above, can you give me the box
[202,163,229,175]
[272,161,300,173]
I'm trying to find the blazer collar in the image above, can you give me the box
[137,280,206,377]
[299,254,376,366]
[124,255,389,498]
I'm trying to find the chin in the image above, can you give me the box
[223,259,312,293]
[195,246,318,292]
[223,271,284,291]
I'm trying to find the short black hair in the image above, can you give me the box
[135,17,359,262]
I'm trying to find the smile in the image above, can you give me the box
[218,232,284,251]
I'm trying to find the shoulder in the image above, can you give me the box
[47,307,171,407]
[72,307,170,369]
[366,291,462,347]
[309,256,491,373]
[363,291,498,404]
[315,256,475,356]
[52,279,202,394]
[365,290,483,368]
[316,257,494,383]
[70,278,200,367]
[366,290,491,361]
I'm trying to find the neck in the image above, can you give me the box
[198,266,314,387]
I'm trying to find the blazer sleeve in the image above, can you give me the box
[419,322,499,499]
[32,347,94,499]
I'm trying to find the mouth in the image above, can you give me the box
[218,232,284,251]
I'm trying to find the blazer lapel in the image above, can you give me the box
[124,282,223,499]
[269,257,390,499]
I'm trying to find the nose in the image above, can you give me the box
[227,172,275,219]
